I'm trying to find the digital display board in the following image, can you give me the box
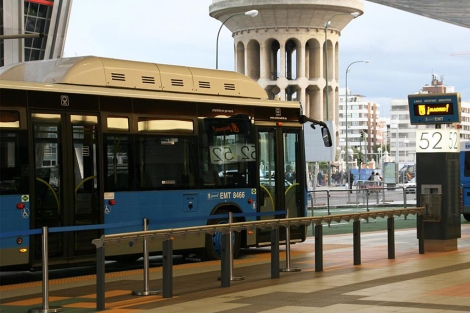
[408,93,461,125]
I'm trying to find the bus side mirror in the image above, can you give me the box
[321,126,332,147]
[299,114,332,147]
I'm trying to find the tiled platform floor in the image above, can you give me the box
[1,221,470,313]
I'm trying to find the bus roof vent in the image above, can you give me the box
[224,83,236,91]
[111,73,126,81]
[141,76,155,84]
[171,79,184,87]
[199,81,211,89]
[0,56,269,99]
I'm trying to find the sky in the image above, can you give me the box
[63,1,470,118]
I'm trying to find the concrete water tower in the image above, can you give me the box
[209,0,364,123]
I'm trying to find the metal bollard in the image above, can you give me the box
[366,190,370,212]
[228,212,244,281]
[314,222,323,272]
[219,212,244,282]
[29,227,63,313]
[326,190,331,215]
[270,227,280,279]
[417,213,425,254]
[220,231,231,287]
[309,191,314,216]
[132,218,160,296]
[387,216,395,259]
[162,238,173,298]
[95,240,105,311]
[280,208,301,272]
[353,220,361,265]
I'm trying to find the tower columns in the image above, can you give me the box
[210,0,364,122]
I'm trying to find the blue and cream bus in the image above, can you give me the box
[0,56,331,269]
[460,140,470,221]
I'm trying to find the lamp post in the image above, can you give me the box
[341,149,345,173]
[391,120,399,162]
[324,11,360,187]
[324,11,360,120]
[378,147,382,169]
[391,120,399,184]
[216,10,258,69]
[345,60,369,201]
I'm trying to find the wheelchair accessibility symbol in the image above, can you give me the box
[22,208,30,218]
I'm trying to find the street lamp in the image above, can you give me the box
[378,147,382,169]
[324,11,360,120]
[391,120,399,163]
[324,11,360,188]
[390,119,399,184]
[341,149,345,173]
[345,60,369,200]
[215,10,258,69]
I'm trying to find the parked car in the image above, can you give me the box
[404,177,416,194]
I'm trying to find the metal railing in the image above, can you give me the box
[0,206,424,312]
[92,207,425,311]
[308,185,416,215]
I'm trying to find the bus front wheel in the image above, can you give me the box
[463,214,470,221]
[205,210,241,260]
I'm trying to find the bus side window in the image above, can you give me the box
[0,130,29,195]
[137,135,196,190]
[104,135,131,191]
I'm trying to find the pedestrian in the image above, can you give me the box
[349,172,354,193]
[317,171,323,186]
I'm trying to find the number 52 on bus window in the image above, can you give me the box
[210,144,256,164]
[416,129,460,153]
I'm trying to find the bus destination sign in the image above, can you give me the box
[408,92,461,125]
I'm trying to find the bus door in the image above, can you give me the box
[257,127,304,244]
[31,113,101,265]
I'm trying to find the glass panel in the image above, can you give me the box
[137,135,196,190]
[32,114,61,216]
[283,131,300,218]
[0,130,29,195]
[71,115,98,124]
[201,115,256,188]
[284,132,298,184]
[71,115,100,255]
[104,135,131,191]
[138,117,193,133]
[258,129,276,219]
[0,110,20,128]
[107,116,129,131]
[24,1,52,62]
[32,113,62,258]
